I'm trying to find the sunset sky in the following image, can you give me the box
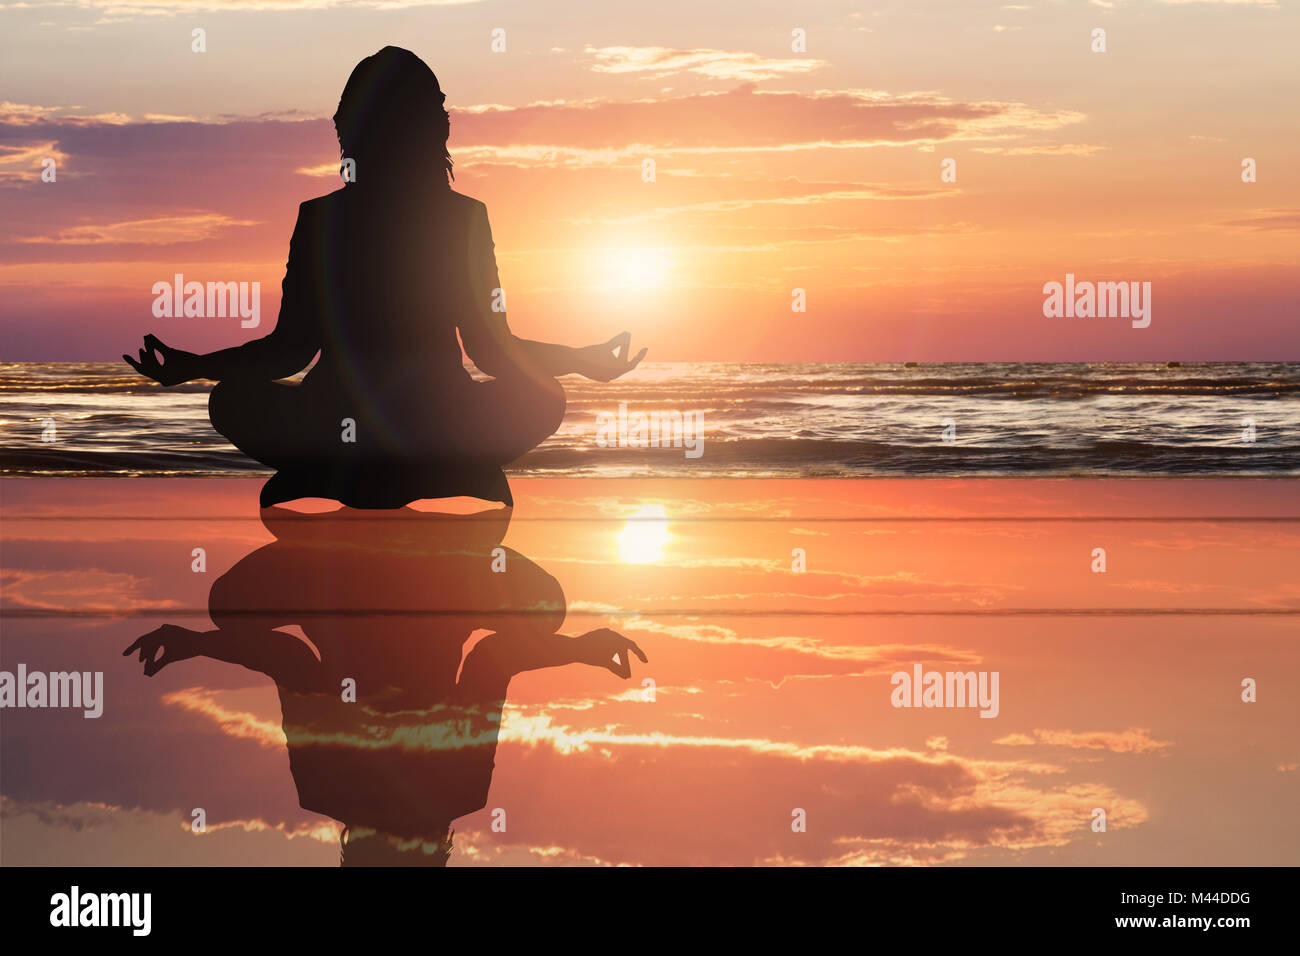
[1,0,1297,362]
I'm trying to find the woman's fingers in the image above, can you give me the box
[129,349,159,381]
[125,341,176,383]
[606,331,631,356]
[599,346,646,381]
[610,651,630,678]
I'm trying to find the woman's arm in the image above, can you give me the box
[458,202,646,382]
[124,623,326,693]
[201,201,321,381]
[123,202,322,385]
[456,627,647,700]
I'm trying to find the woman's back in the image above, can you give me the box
[300,184,487,402]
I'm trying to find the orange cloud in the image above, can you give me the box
[584,46,827,82]
[994,728,1173,754]
[17,213,261,246]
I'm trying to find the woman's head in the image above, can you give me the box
[333,46,453,185]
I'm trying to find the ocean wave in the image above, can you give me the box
[4,363,1300,398]
[4,361,1297,477]
[8,379,1296,398]
[6,437,1294,478]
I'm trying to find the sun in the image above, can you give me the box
[606,247,670,291]
[617,504,670,564]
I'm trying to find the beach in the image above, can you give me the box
[3,476,1297,866]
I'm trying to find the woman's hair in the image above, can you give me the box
[333,46,454,184]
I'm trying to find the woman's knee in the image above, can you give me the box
[474,374,565,464]
[534,377,566,438]
[208,379,294,465]
[207,379,242,441]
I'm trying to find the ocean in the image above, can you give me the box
[2,361,1298,477]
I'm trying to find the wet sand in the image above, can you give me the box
[2,477,1297,865]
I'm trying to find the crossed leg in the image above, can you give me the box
[209,371,566,507]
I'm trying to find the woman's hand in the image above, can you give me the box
[123,624,204,676]
[573,628,648,679]
[571,332,647,383]
[123,334,206,386]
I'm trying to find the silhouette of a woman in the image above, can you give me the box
[124,46,645,507]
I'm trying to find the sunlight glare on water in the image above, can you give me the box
[617,504,670,564]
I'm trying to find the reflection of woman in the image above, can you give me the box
[125,507,646,866]
[124,46,646,508]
